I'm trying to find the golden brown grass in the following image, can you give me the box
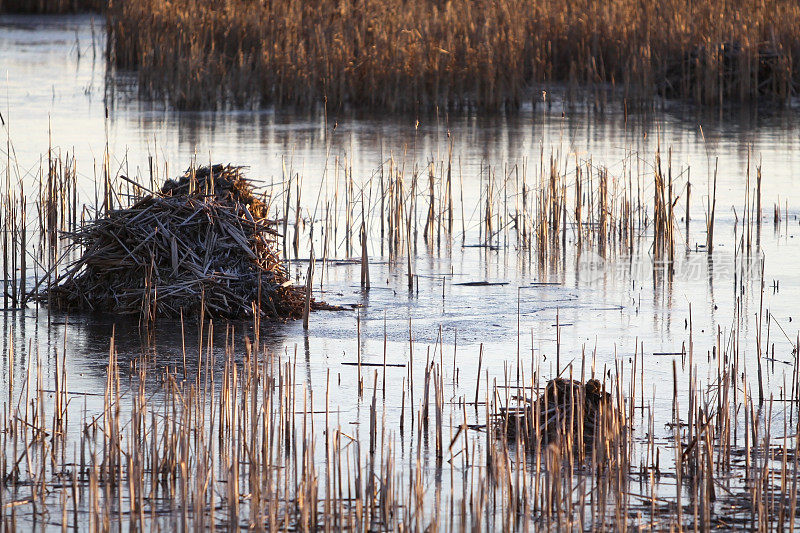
[106,0,799,111]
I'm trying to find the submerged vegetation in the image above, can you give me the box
[106,0,800,111]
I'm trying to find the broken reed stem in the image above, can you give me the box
[707,158,718,252]
[303,246,314,329]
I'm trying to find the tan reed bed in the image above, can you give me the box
[0,132,760,316]
[0,132,795,529]
[283,143,695,280]
[1,90,780,328]
[105,0,800,111]
[0,289,797,529]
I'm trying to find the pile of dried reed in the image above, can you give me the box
[42,164,309,320]
[501,378,625,452]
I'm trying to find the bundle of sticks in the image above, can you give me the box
[43,164,312,320]
[500,378,625,453]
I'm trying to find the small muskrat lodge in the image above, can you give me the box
[44,164,325,321]
[499,378,625,453]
